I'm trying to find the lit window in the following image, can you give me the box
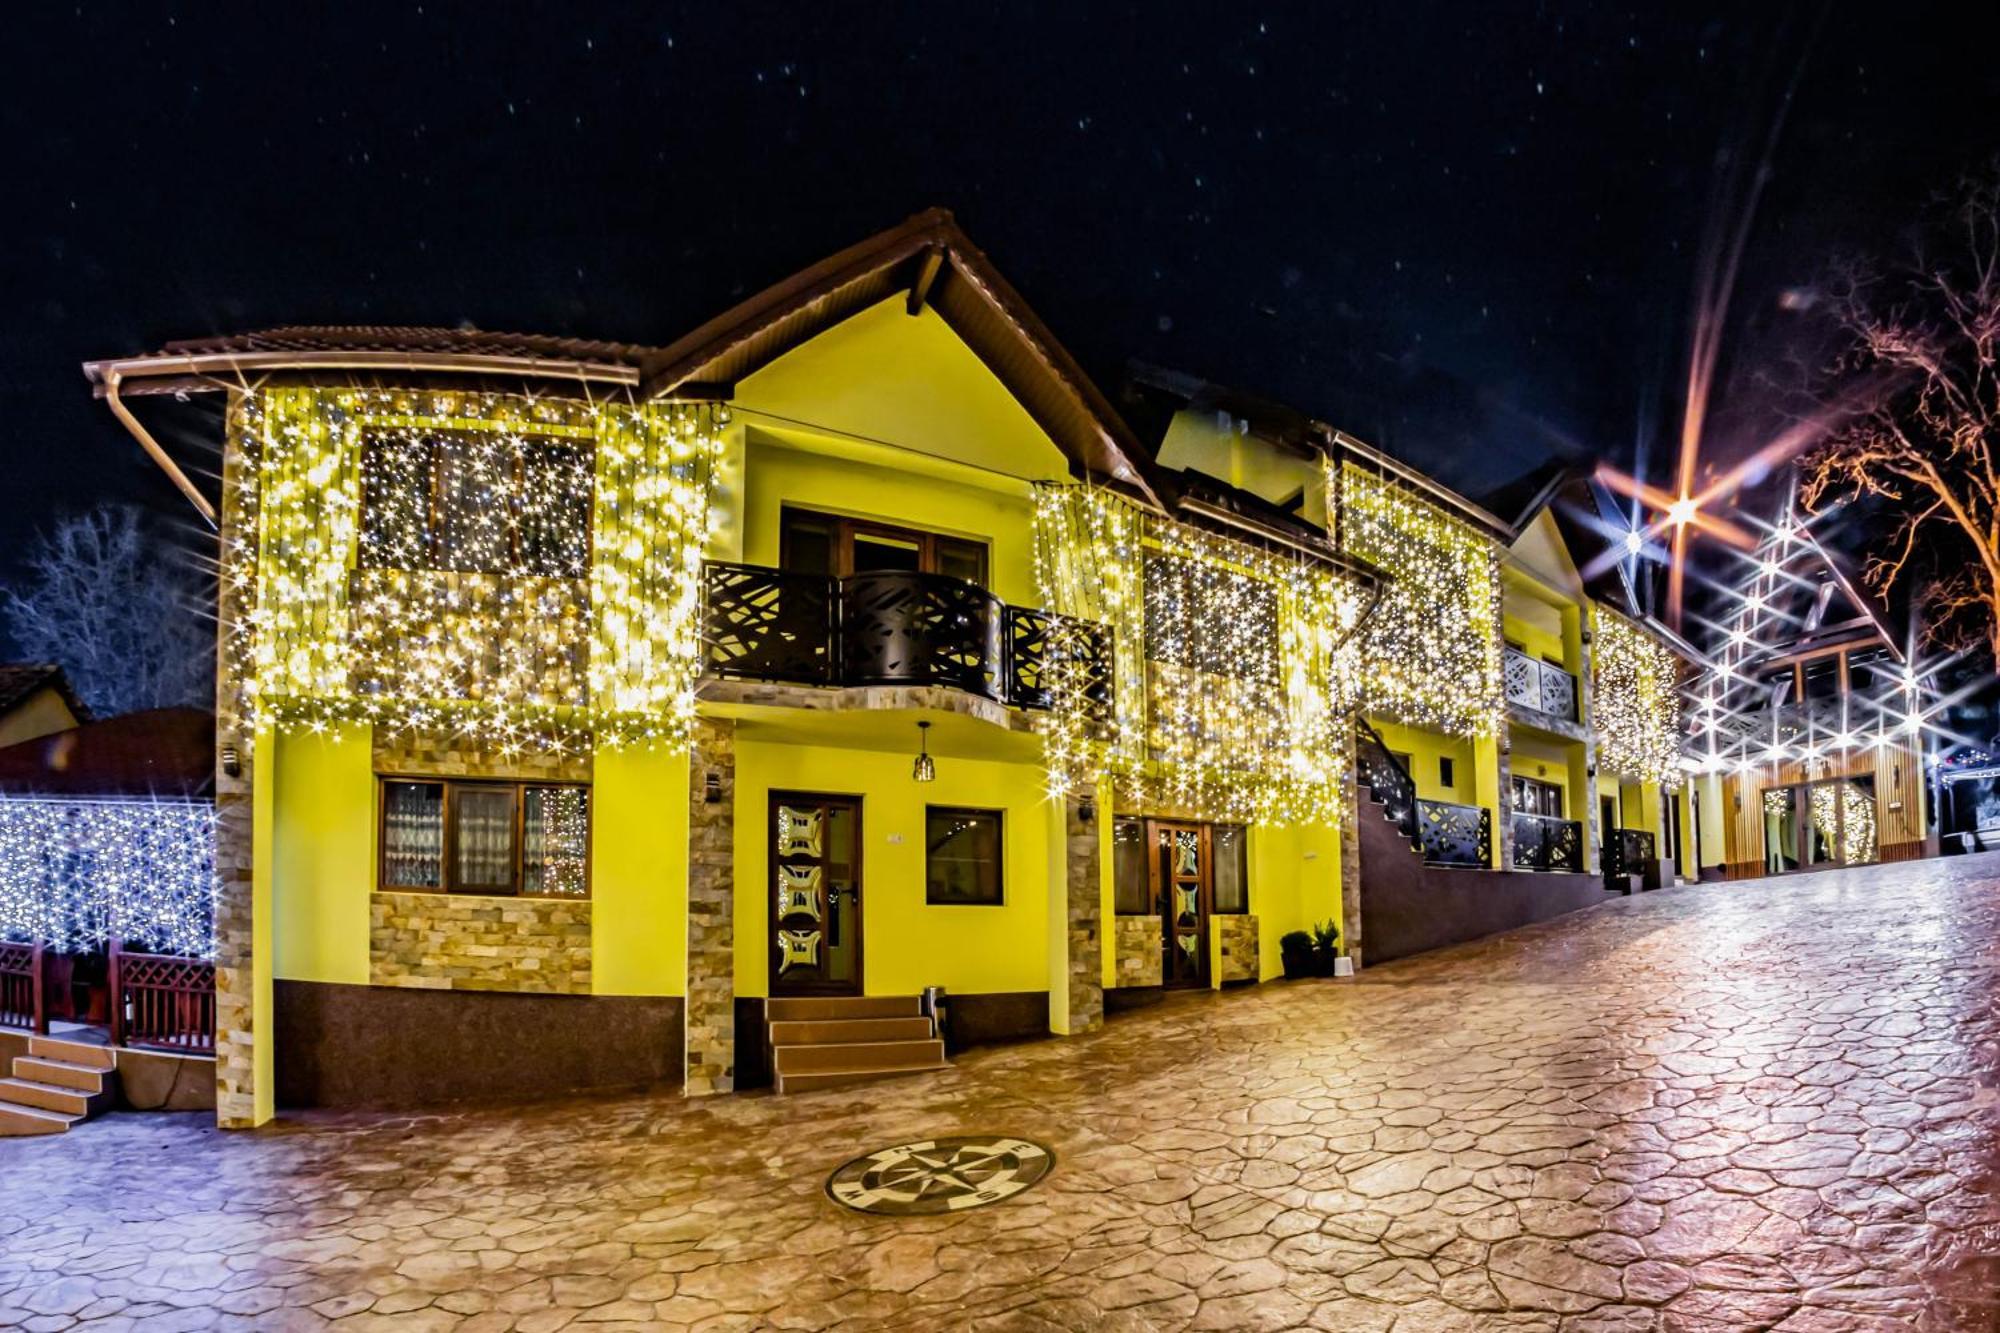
[360,433,591,577]
[379,778,590,896]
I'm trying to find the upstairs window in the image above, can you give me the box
[779,508,989,587]
[360,433,592,577]
[380,778,591,897]
[1141,553,1280,685]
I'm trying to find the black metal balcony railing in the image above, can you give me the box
[1503,648,1578,722]
[1603,827,1657,878]
[1511,811,1585,872]
[1356,719,1492,869]
[702,561,1112,715]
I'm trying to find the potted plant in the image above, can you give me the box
[1310,921,1341,976]
[1279,930,1316,980]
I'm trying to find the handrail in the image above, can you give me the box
[0,942,45,1034]
[110,941,217,1055]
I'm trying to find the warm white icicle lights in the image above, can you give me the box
[229,388,724,751]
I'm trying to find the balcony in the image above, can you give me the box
[1503,647,1579,723]
[700,561,1111,713]
[1511,811,1584,872]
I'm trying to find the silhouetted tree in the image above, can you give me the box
[1803,167,2000,664]
[0,505,213,716]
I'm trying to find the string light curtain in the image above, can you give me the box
[1032,484,1365,827]
[1594,609,1684,789]
[1335,463,1505,740]
[231,388,724,751]
[0,799,217,958]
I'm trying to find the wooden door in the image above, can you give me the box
[770,793,863,996]
[1151,820,1211,988]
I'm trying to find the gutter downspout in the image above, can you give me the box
[103,366,219,529]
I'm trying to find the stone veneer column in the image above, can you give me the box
[1494,737,1514,870]
[1063,794,1103,1035]
[1343,757,1365,969]
[212,401,263,1128]
[685,716,735,1095]
[1576,626,1602,875]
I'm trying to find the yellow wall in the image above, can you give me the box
[1157,409,1326,523]
[1369,718,1477,804]
[268,727,691,998]
[732,298,1073,486]
[1244,823,1342,982]
[1509,734,1576,815]
[0,687,78,750]
[732,739,1055,999]
[1502,605,1567,666]
[272,727,374,985]
[736,432,1042,605]
[590,744,690,997]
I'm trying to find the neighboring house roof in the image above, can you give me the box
[0,708,213,800]
[0,664,88,724]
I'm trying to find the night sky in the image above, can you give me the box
[6,3,1999,609]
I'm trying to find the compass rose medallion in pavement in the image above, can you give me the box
[826,1136,1054,1216]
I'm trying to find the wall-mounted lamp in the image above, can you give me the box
[704,772,723,804]
[1077,794,1096,824]
[912,721,936,784]
[220,744,241,778]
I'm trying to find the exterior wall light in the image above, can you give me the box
[913,721,936,784]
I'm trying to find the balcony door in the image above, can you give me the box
[780,508,988,587]
[769,793,862,996]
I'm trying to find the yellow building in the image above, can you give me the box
[85,211,1697,1126]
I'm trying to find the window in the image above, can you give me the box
[1211,824,1249,914]
[1438,756,1455,789]
[1112,817,1151,915]
[378,778,590,896]
[780,508,989,587]
[1510,775,1563,817]
[1141,552,1280,684]
[360,433,591,578]
[925,807,1003,905]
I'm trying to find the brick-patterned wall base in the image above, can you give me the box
[370,893,591,993]
[1112,916,1163,988]
[1215,914,1259,983]
[1064,795,1103,1034]
[685,717,735,1095]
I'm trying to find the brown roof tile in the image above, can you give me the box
[0,708,212,800]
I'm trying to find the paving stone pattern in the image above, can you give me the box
[2,854,1998,1330]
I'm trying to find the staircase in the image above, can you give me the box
[0,1035,118,1136]
[767,995,947,1094]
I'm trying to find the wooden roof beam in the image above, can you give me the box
[906,244,946,316]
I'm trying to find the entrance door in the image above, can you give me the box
[1151,821,1211,988]
[1762,777,1878,872]
[769,793,862,995]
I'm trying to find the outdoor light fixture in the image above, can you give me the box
[1078,794,1096,824]
[913,721,936,784]
[220,744,241,778]
[704,772,722,804]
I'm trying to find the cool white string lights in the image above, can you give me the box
[0,798,217,958]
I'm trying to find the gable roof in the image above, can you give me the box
[0,708,213,800]
[638,209,1160,504]
[85,208,1163,515]
[0,664,87,723]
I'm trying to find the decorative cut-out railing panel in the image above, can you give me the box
[1503,648,1579,722]
[1418,800,1491,868]
[1511,812,1584,872]
[701,562,1110,716]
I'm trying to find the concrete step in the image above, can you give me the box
[12,1056,110,1094]
[0,1100,78,1137]
[772,1038,945,1075]
[765,995,923,1023]
[768,1016,935,1046]
[0,1077,111,1119]
[776,1064,949,1094]
[28,1035,116,1071]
